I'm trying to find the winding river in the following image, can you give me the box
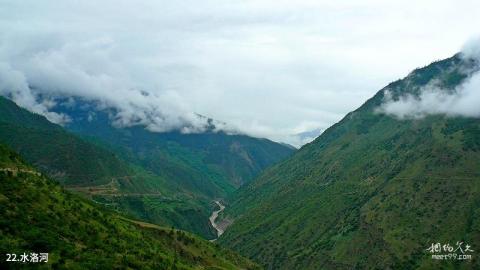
[209,200,225,240]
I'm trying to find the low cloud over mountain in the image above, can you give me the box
[378,39,480,119]
[1,1,479,145]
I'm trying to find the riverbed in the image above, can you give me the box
[209,200,225,240]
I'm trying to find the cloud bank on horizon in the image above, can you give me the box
[378,39,480,119]
[0,0,480,146]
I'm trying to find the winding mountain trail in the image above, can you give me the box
[209,200,225,241]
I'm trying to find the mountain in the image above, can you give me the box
[0,96,131,186]
[0,143,259,269]
[45,99,294,238]
[51,99,294,196]
[218,54,480,269]
[0,95,220,238]
[0,94,293,239]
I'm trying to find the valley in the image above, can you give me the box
[2,2,479,269]
[0,95,294,240]
[1,53,479,269]
[0,144,260,269]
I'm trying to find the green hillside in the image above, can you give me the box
[0,96,217,238]
[0,96,130,186]
[0,144,259,269]
[219,54,480,269]
[0,95,293,239]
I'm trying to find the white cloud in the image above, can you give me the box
[378,77,480,119]
[462,37,480,60]
[0,62,71,124]
[0,0,480,146]
[377,39,480,119]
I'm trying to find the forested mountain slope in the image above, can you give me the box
[0,96,220,238]
[0,143,259,269]
[0,93,293,239]
[0,96,130,186]
[219,54,480,269]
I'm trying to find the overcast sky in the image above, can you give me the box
[0,0,479,146]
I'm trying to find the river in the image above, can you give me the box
[209,200,225,240]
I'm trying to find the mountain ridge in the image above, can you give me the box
[218,54,480,269]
